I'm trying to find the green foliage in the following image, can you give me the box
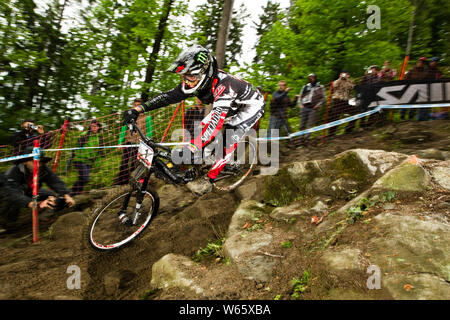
[346,196,377,225]
[245,0,449,95]
[281,241,293,249]
[192,238,226,263]
[291,269,311,299]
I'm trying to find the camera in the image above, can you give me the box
[27,124,39,131]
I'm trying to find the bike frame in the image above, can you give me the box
[121,121,184,225]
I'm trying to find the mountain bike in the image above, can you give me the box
[86,120,257,251]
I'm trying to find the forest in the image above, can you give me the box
[0,0,449,144]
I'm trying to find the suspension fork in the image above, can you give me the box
[119,170,152,224]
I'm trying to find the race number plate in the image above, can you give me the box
[137,140,154,169]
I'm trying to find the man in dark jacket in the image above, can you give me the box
[267,80,295,140]
[9,119,53,155]
[0,146,75,233]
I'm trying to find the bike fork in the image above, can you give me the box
[119,172,152,226]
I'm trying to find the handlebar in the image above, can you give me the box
[127,120,172,153]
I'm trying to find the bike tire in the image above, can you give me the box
[85,185,160,252]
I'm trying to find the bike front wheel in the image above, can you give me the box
[87,186,159,251]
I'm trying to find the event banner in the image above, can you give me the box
[355,79,450,110]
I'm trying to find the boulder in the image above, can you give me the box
[224,200,276,282]
[372,158,431,193]
[262,149,408,206]
[430,161,450,191]
[369,213,450,282]
[150,254,206,296]
[227,200,266,234]
[382,273,450,300]
[223,232,274,283]
[343,149,407,177]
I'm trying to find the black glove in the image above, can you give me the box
[123,109,140,125]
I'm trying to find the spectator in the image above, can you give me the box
[297,73,325,145]
[405,57,428,80]
[114,98,153,185]
[403,57,429,120]
[9,119,53,155]
[184,97,205,139]
[70,120,104,196]
[0,146,75,233]
[427,57,442,80]
[361,65,380,85]
[328,70,355,137]
[267,80,295,140]
[360,66,383,128]
[378,60,397,82]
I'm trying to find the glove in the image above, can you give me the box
[123,109,140,125]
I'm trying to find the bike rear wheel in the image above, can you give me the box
[213,137,258,192]
[87,186,159,251]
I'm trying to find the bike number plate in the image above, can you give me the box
[137,140,154,169]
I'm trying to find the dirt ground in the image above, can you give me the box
[0,119,449,300]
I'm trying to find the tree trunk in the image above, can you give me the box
[141,0,174,102]
[215,0,234,69]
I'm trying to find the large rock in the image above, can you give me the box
[150,254,207,297]
[262,149,408,206]
[372,158,431,193]
[367,212,450,299]
[429,161,450,191]
[223,200,275,282]
[382,274,450,300]
[346,149,408,176]
[224,232,274,283]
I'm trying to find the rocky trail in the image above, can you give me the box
[0,120,449,300]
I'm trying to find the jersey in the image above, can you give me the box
[141,70,265,149]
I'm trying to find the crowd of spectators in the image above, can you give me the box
[259,56,446,146]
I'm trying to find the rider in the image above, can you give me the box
[123,45,265,189]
